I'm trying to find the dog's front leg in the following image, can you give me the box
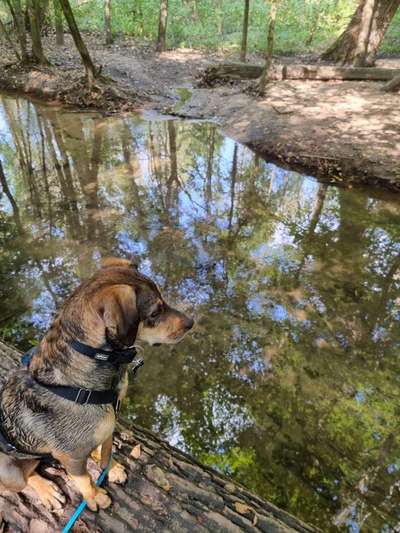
[55,453,111,511]
[99,435,127,484]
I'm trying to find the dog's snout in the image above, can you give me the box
[184,316,194,331]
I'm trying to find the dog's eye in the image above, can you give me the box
[150,310,160,319]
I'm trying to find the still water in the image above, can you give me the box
[0,95,399,532]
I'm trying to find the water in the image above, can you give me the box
[1,95,400,532]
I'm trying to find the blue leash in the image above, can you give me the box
[61,461,110,533]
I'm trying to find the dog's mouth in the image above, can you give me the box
[153,343,162,347]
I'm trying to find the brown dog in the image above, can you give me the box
[0,258,193,510]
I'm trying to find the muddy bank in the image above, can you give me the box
[0,33,399,190]
[0,63,140,113]
[168,82,400,192]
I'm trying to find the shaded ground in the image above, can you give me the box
[0,32,399,190]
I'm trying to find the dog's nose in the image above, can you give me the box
[184,316,194,331]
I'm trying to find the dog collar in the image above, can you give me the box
[69,339,137,365]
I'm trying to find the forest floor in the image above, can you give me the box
[0,31,399,191]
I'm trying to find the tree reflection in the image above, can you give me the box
[0,95,400,531]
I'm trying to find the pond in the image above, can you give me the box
[0,95,400,532]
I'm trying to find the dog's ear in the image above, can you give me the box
[100,286,139,347]
[101,257,139,271]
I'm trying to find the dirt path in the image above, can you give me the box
[1,33,399,190]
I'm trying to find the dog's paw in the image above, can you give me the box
[86,487,112,512]
[95,488,112,509]
[28,474,66,510]
[108,461,127,484]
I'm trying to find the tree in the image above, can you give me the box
[321,0,400,66]
[37,0,51,32]
[156,0,168,52]
[26,0,49,64]
[240,0,250,62]
[258,0,278,95]
[104,0,113,45]
[4,0,28,62]
[0,160,23,232]
[0,15,21,61]
[53,0,64,45]
[57,0,98,85]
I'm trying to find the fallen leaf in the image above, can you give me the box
[145,464,171,491]
[224,482,236,493]
[130,444,141,459]
[234,502,253,515]
[120,431,134,441]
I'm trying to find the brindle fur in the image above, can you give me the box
[0,258,193,511]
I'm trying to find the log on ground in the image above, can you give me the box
[199,62,400,86]
[0,340,320,532]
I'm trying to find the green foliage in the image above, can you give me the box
[1,0,399,56]
[382,7,400,55]
[67,0,400,56]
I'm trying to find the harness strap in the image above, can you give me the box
[33,380,119,406]
[69,339,137,365]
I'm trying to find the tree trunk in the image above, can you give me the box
[321,0,400,66]
[5,0,28,62]
[258,0,278,95]
[0,340,319,533]
[366,0,400,64]
[228,143,238,233]
[0,161,23,232]
[353,0,376,66]
[37,0,51,32]
[57,0,97,85]
[26,0,49,64]
[156,0,168,52]
[240,0,250,62]
[104,0,113,45]
[53,0,64,45]
[205,128,216,213]
[0,15,21,61]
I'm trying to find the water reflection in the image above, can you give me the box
[1,95,400,531]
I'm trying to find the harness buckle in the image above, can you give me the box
[130,358,144,375]
[75,388,92,405]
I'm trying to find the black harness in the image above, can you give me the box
[0,340,144,460]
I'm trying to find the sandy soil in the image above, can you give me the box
[0,32,399,190]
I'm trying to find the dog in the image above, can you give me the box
[0,257,193,511]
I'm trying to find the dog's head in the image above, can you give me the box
[82,257,194,348]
